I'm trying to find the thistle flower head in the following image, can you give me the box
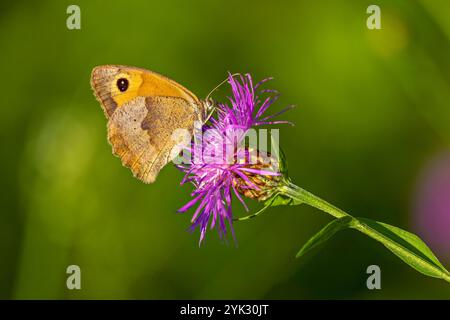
[177,73,293,244]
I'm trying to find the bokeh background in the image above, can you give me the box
[1,0,449,299]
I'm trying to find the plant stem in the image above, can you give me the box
[280,181,450,283]
[280,182,349,219]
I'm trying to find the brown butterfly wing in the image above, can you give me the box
[91,65,202,183]
[107,96,196,183]
[91,65,201,118]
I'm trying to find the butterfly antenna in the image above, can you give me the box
[203,73,240,123]
[205,73,240,102]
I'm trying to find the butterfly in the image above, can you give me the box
[90,65,213,183]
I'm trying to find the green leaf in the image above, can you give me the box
[264,192,302,207]
[352,217,450,281]
[280,183,450,282]
[296,216,353,258]
[278,146,288,176]
[270,132,288,176]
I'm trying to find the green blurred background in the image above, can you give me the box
[1,0,450,299]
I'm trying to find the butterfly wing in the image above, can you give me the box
[91,65,202,183]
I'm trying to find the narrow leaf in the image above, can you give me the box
[270,132,288,176]
[296,216,353,258]
[264,193,302,207]
[353,217,450,281]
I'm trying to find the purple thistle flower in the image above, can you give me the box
[177,73,292,244]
